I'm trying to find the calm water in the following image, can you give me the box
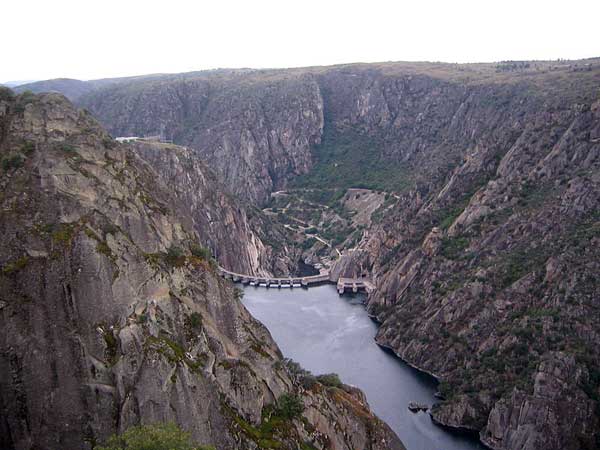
[242,284,485,450]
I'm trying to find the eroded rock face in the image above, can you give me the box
[131,141,298,276]
[338,71,600,448]
[0,92,404,450]
[80,74,324,204]
[482,353,597,450]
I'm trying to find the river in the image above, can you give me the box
[241,284,486,450]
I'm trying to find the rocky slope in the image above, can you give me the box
[0,90,404,450]
[131,140,298,276]
[79,71,324,204]
[322,66,600,449]
[25,59,600,449]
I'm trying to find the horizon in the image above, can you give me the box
[2,0,599,83]
[3,55,600,86]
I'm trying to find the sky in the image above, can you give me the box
[2,0,599,83]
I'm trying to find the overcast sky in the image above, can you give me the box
[2,0,599,83]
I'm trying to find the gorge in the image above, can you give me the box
[2,57,600,450]
[241,284,486,450]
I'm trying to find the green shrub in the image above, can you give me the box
[190,243,211,260]
[60,143,77,155]
[301,237,317,250]
[316,373,343,388]
[96,422,214,450]
[300,373,317,389]
[234,287,244,300]
[187,312,202,329]
[440,236,469,259]
[1,256,29,275]
[2,154,25,171]
[0,86,14,102]
[51,223,76,246]
[103,137,116,149]
[19,90,36,103]
[165,245,185,267]
[438,206,465,230]
[276,394,304,420]
[21,141,35,155]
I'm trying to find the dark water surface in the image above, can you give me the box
[242,284,486,450]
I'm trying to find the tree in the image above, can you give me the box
[277,394,304,420]
[96,422,214,450]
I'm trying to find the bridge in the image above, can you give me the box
[218,267,374,294]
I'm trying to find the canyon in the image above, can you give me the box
[0,90,403,450]
[5,58,600,449]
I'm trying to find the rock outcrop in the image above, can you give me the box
[79,72,324,204]
[482,352,597,450]
[131,141,298,276]
[0,90,404,450]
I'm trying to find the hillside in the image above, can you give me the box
[0,89,404,450]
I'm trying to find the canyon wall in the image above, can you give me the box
[0,91,404,450]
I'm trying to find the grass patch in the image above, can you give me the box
[1,256,29,275]
[51,223,77,247]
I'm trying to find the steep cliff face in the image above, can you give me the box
[80,72,324,204]
[0,91,404,450]
[329,69,600,449]
[131,141,298,276]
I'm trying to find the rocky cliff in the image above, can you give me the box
[317,65,600,449]
[79,71,324,204]
[0,90,404,450]
[24,59,600,450]
[130,141,298,276]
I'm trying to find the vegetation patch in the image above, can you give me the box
[190,243,211,260]
[223,393,307,449]
[51,223,77,248]
[291,122,411,192]
[0,86,14,102]
[165,245,186,267]
[21,141,35,155]
[96,422,215,450]
[438,205,466,230]
[187,312,203,329]
[315,373,343,388]
[102,328,120,365]
[1,256,29,275]
[59,143,78,156]
[1,153,25,171]
[13,90,36,113]
[440,236,469,259]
